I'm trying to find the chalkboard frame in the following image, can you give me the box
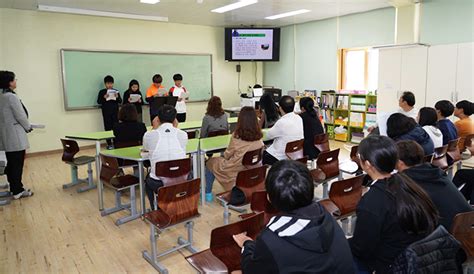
[60,48,213,111]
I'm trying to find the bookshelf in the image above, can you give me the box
[319,91,377,143]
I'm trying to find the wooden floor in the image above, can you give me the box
[0,141,349,274]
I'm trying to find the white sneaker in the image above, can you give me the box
[13,189,33,199]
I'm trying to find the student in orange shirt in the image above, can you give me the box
[454,100,474,151]
[145,74,166,122]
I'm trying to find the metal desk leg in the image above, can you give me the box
[192,153,199,179]
[199,151,206,205]
[139,161,146,215]
[96,141,104,211]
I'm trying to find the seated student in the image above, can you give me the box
[435,100,458,145]
[123,79,144,123]
[350,135,438,274]
[200,96,229,138]
[417,107,443,148]
[168,73,189,122]
[454,100,474,150]
[113,104,147,144]
[142,105,188,209]
[453,169,474,205]
[258,92,280,129]
[396,140,472,229]
[387,113,434,155]
[97,75,122,149]
[263,96,304,165]
[205,107,264,202]
[299,97,324,160]
[145,74,166,122]
[233,160,355,273]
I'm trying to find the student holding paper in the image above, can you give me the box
[145,74,166,121]
[97,75,122,149]
[123,79,144,123]
[168,73,189,122]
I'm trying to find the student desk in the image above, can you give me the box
[100,138,200,219]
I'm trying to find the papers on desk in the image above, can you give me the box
[106,89,119,101]
[129,94,141,103]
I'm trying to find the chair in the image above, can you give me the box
[285,139,304,160]
[311,148,342,199]
[446,138,462,178]
[186,130,197,139]
[314,133,330,153]
[152,158,191,210]
[431,145,449,170]
[319,175,364,235]
[143,179,201,273]
[114,140,141,168]
[341,145,362,175]
[0,159,10,206]
[451,211,474,261]
[462,134,474,156]
[424,153,434,163]
[242,147,263,169]
[99,155,140,225]
[239,190,279,225]
[207,130,229,137]
[60,139,95,192]
[295,156,309,165]
[185,213,265,274]
[216,165,267,224]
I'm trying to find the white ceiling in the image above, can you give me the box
[0,0,415,27]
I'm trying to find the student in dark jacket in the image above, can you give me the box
[123,79,144,123]
[233,160,355,274]
[435,100,458,145]
[396,140,472,229]
[387,113,434,155]
[453,169,474,205]
[97,75,122,148]
[113,104,147,145]
[350,135,438,274]
[299,97,324,160]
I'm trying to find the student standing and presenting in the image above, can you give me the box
[123,79,144,123]
[0,71,34,199]
[169,74,189,122]
[145,74,166,122]
[97,75,122,149]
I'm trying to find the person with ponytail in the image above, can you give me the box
[299,97,324,160]
[454,100,474,151]
[349,135,438,274]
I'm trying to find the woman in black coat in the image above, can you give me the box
[299,97,324,160]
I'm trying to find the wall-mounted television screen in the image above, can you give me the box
[225,28,280,61]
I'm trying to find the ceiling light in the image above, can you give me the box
[37,5,168,22]
[265,9,310,20]
[211,0,258,13]
[140,0,160,4]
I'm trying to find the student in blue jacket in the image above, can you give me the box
[434,100,458,145]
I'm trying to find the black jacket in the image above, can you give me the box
[97,88,122,115]
[349,179,426,274]
[403,163,472,230]
[300,112,324,160]
[437,119,458,145]
[241,202,355,274]
[123,89,144,114]
[394,125,434,155]
[112,121,147,144]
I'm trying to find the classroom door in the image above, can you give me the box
[377,48,402,113]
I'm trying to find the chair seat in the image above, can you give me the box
[311,168,327,184]
[66,156,95,166]
[144,209,200,229]
[239,212,257,220]
[216,191,247,207]
[106,175,139,189]
[185,249,228,273]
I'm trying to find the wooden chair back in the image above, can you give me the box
[463,134,474,155]
[249,191,279,224]
[350,145,361,169]
[328,175,364,216]
[61,139,80,162]
[424,153,434,163]
[450,211,474,258]
[316,148,340,179]
[157,178,201,227]
[295,156,308,165]
[210,213,265,272]
[186,131,197,139]
[155,158,191,186]
[235,165,267,204]
[207,130,229,137]
[113,140,141,148]
[446,138,462,163]
[100,154,120,183]
[314,133,330,153]
[285,139,304,160]
[242,147,263,169]
[432,145,449,170]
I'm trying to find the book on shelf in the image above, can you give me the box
[321,94,335,109]
[350,112,364,127]
[350,105,365,111]
[365,113,377,128]
[336,95,349,109]
[322,109,334,124]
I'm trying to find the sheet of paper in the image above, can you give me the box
[376,111,394,136]
[129,94,141,103]
[106,89,118,101]
[156,88,168,97]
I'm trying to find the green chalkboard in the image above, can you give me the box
[61,49,213,110]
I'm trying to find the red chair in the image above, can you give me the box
[285,139,304,160]
[341,145,362,175]
[152,158,191,210]
[242,147,263,169]
[60,139,95,192]
[446,138,462,178]
[432,145,449,170]
[314,133,330,153]
[239,190,279,225]
[462,134,474,156]
[450,211,474,272]
[311,148,341,199]
[143,179,201,273]
[186,130,197,139]
[207,130,229,137]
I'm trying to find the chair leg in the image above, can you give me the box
[115,185,140,226]
[178,221,198,254]
[101,191,130,217]
[447,167,454,180]
[338,172,343,180]
[341,218,349,235]
[322,182,329,199]
[63,165,82,188]
[350,216,357,236]
[223,204,230,225]
[78,162,96,193]
[142,225,169,274]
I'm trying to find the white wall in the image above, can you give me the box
[0,8,262,153]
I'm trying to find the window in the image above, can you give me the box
[339,48,378,91]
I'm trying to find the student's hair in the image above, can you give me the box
[279,95,295,114]
[396,140,425,167]
[118,104,138,122]
[0,71,15,89]
[206,96,224,118]
[400,91,415,107]
[158,105,177,123]
[299,97,317,118]
[173,74,183,81]
[387,113,417,139]
[418,107,438,127]
[435,100,455,117]
[265,160,314,212]
[259,92,279,123]
[234,106,263,141]
[104,75,114,84]
[128,79,140,90]
[456,100,474,116]
[152,74,163,84]
[359,136,438,235]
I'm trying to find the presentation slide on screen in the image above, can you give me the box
[232,29,273,60]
